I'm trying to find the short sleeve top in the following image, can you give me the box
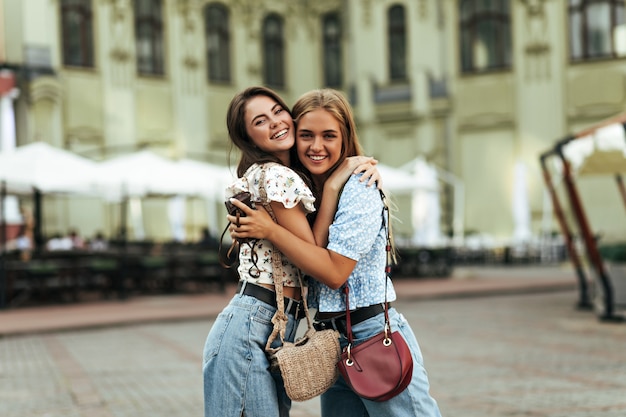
[308,174,396,311]
[226,162,316,287]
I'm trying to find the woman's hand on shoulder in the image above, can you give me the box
[346,156,382,189]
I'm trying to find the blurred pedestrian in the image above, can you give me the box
[69,229,85,249]
[89,231,108,251]
[198,227,219,250]
[46,233,72,251]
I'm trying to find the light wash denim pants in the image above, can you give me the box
[321,308,442,417]
[203,292,299,417]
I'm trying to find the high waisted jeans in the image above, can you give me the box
[320,307,442,417]
[202,293,300,417]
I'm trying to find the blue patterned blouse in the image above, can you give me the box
[309,174,397,312]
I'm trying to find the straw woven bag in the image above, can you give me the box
[259,165,341,402]
[266,304,341,401]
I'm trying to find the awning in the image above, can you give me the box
[561,118,626,176]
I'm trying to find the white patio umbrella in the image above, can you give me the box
[96,150,190,241]
[377,163,420,194]
[406,158,443,246]
[0,142,105,252]
[96,151,235,200]
[0,142,102,195]
[174,158,236,238]
[96,150,183,200]
[175,158,235,200]
[96,150,236,240]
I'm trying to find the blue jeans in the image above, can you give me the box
[321,308,442,417]
[202,293,300,417]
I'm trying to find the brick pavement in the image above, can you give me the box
[1,285,625,416]
[3,264,624,417]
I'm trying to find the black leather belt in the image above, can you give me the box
[237,281,305,320]
[313,303,388,335]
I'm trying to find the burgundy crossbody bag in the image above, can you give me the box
[336,191,414,401]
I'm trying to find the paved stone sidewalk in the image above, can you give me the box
[1,290,625,417]
[3,264,623,417]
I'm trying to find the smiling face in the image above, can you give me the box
[296,108,343,181]
[243,95,295,165]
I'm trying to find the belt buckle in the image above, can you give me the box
[314,317,345,334]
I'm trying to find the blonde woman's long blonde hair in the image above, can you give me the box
[292,89,364,178]
[292,88,398,265]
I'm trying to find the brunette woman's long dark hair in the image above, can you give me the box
[226,86,308,183]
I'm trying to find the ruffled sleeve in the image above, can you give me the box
[225,163,316,214]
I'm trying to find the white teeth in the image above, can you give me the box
[272,129,287,139]
[309,155,326,161]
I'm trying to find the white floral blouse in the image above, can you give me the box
[226,162,315,287]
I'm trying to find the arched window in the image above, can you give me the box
[569,0,626,61]
[262,14,285,89]
[388,4,407,81]
[205,3,231,83]
[134,0,164,76]
[323,12,343,88]
[459,0,511,73]
[60,0,94,68]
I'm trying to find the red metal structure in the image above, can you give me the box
[539,114,626,322]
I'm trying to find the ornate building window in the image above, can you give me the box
[134,0,164,76]
[322,12,343,88]
[262,14,285,89]
[459,0,512,73]
[60,0,94,68]
[569,0,626,61]
[388,4,407,81]
[205,3,231,83]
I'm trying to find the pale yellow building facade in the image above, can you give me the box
[1,0,625,245]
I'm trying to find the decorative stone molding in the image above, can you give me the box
[105,0,132,43]
[247,63,261,77]
[28,76,63,105]
[183,56,200,71]
[232,0,266,28]
[456,77,516,130]
[176,0,202,16]
[175,0,203,94]
[519,0,551,80]
[302,0,341,16]
[110,47,131,63]
[457,113,516,131]
[361,0,371,26]
[65,126,103,146]
[418,0,428,20]
[567,69,626,119]
[176,0,202,32]
[105,0,134,86]
[300,0,341,37]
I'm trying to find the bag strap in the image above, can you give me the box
[218,222,238,268]
[257,164,314,353]
[343,189,393,345]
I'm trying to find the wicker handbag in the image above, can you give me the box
[258,165,341,402]
[264,278,341,401]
